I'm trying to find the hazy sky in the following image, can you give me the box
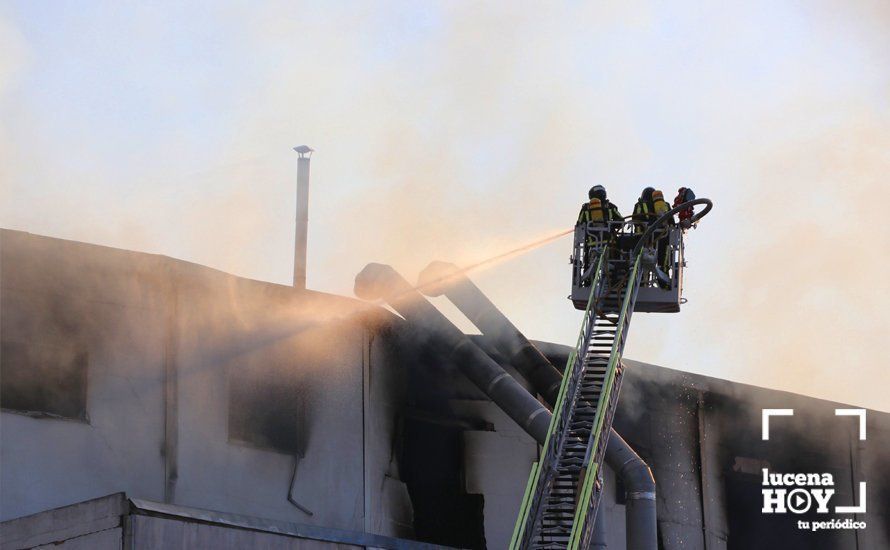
[1,1,888,411]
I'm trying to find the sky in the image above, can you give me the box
[1,1,888,411]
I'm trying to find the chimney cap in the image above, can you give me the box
[293,145,314,158]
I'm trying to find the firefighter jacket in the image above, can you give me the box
[577,198,622,225]
[633,194,671,233]
[577,198,622,246]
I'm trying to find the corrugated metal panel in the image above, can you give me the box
[129,498,447,549]
[127,515,354,550]
[0,493,125,550]
[33,527,121,550]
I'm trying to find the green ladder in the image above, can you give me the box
[511,250,643,550]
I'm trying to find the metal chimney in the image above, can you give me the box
[292,145,313,289]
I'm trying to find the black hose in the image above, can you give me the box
[630,198,713,258]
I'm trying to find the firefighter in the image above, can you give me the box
[576,185,622,282]
[577,185,622,244]
[673,187,696,227]
[632,187,654,233]
[632,187,671,231]
[634,188,673,284]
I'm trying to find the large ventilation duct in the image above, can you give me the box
[590,505,607,549]
[418,261,656,550]
[354,263,551,444]
[607,430,657,550]
[417,261,563,404]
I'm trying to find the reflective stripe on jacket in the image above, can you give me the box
[577,199,621,225]
[634,199,670,221]
[578,199,622,245]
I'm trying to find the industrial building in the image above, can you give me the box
[1,227,887,549]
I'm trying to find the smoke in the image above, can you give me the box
[704,106,889,409]
[631,99,890,412]
[1,1,888,413]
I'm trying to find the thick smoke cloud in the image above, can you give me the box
[0,1,887,411]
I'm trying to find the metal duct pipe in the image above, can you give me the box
[292,145,313,289]
[418,263,656,550]
[605,431,657,550]
[590,502,607,549]
[354,263,551,444]
[417,261,563,404]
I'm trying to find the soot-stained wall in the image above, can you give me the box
[612,360,889,550]
[0,229,412,539]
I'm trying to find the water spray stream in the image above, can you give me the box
[403,227,573,299]
[177,228,576,373]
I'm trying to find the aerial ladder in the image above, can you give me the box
[511,198,712,550]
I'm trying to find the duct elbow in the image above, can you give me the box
[606,429,656,495]
[622,460,656,499]
[606,429,658,550]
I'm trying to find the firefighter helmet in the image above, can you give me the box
[589,185,607,201]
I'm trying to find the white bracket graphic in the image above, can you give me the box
[762,409,794,440]
[835,409,867,440]
[835,481,867,514]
